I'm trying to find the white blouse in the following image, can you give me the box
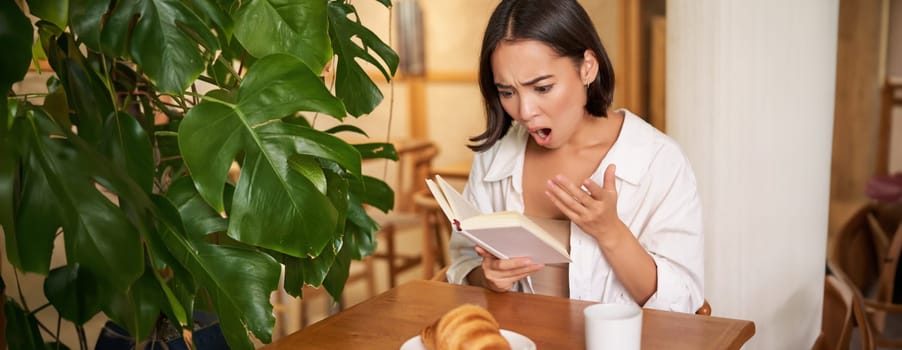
[446,110,704,313]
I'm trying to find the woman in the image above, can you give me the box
[446,0,704,313]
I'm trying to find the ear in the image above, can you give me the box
[581,49,599,85]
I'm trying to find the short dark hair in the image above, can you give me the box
[468,0,615,152]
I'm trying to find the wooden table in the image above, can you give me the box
[263,280,755,350]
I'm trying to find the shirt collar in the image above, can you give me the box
[481,109,656,186]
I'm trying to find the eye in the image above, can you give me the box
[535,85,553,93]
[498,90,514,98]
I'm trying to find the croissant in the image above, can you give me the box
[421,304,511,350]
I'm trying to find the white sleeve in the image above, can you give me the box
[638,151,705,313]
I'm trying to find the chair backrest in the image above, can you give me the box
[830,203,902,304]
[384,139,438,213]
[819,262,875,350]
[830,203,885,293]
[695,300,711,316]
[431,266,449,282]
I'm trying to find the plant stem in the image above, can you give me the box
[33,302,52,313]
[55,314,63,349]
[13,268,29,310]
[100,56,120,111]
[76,325,88,350]
[35,318,59,342]
[384,3,396,180]
[184,91,236,108]
[217,55,243,86]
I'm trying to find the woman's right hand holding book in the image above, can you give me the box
[471,246,545,292]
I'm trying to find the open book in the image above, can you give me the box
[425,175,571,264]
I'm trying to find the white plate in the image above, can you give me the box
[400,329,536,350]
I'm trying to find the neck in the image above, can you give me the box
[564,110,623,151]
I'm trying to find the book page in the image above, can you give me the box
[425,179,456,225]
[435,175,482,220]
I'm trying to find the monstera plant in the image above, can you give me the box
[0,0,398,348]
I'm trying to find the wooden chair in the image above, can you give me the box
[429,266,713,315]
[413,189,453,280]
[369,139,439,287]
[814,262,876,350]
[830,202,902,348]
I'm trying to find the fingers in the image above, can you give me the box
[475,246,543,290]
[602,164,616,191]
[476,246,538,270]
[546,175,594,208]
[545,190,582,220]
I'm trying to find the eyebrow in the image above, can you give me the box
[495,75,553,89]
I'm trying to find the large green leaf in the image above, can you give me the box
[9,146,60,274]
[40,27,114,147]
[327,2,399,116]
[321,233,353,300]
[103,111,154,193]
[26,0,69,27]
[233,0,331,73]
[355,142,398,160]
[166,177,227,240]
[0,0,33,87]
[179,55,346,211]
[42,82,71,129]
[345,200,378,258]
[1,101,23,272]
[179,54,359,257]
[19,108,143,291]
[153,195,280,350]
[140,220,198,329]
[103,268,167,341]
[4,298,44,350]
[238,55,346,124]
[227,141,338,256]
[189,0,234,40]
[101,0,219,93]
[69,0,110,49]
[43,264,102,325]
[352,175,394,213]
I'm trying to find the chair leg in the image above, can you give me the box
[385,225,398,287]
[422,212,437,280]
[364,256,377,298]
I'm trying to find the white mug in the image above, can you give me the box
[583,303,643,350]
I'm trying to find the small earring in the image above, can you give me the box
[585,82,590,88]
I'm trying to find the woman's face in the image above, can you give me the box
[491,40,595,149]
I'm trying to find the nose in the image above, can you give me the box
[518,94,538,121]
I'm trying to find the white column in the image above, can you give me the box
[667,1,838,349]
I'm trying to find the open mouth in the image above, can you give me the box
[531,128,552,145]
[534,128,551,140]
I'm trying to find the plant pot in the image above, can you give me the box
[95,312,228,350]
